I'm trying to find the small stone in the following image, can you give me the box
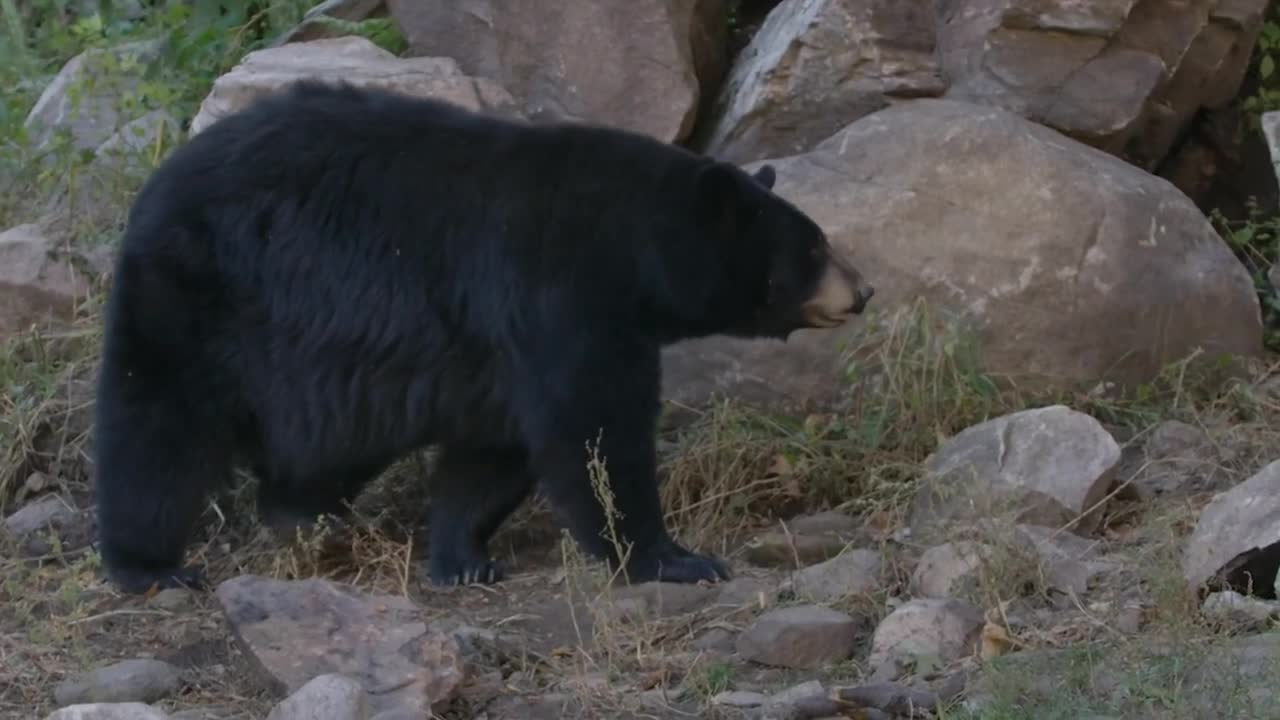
[786,511,860,535]
[911,542,990,599]
[147,588,193,612]
[790,548,882,601]
[768,679,825,706]
[692,627,736,653]
[833,681,940,715]
[1183,459,1280,595]
[736,605,858,669]
[266,674,368,720]
[4,494,78,538]
[53,659,181,707]
[601,581,717,623]
[745,529,855,568]
[1013,524,1115,596]
[1133,420,1219,498]
[712,690,768,707]
[44,703,171,720]
[868,598,984,669]
[759,679,841,719]
[910,406,1121,544]
[369,712,422,720]
[1201,590,1280,628]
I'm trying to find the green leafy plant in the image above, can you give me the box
[1244,13,1280,125]
[1211,204,1280,351]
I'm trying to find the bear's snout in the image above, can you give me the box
[801,250,872,328]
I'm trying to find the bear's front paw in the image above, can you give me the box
[428,548,507,587]
[105,563,208,595]
[624,542,732,585]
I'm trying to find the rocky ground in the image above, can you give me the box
[6,1,1280,719]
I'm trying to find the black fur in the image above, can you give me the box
[93,80,861,594]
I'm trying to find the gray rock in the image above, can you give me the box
[369,711,423,720]
[189,37,520,136]
[910,406,1121,543]
[712,690,768,707]
[1183,459,1280,595]
[1133,419,1221,498]
[661,99,1262,413]
[758,680,843,719]
[4,493,78,538]
[911,541,990,599]
[1013,523,1115,596]
[215,574,464,716]
[744,527,859,568]
[868,598,984,669]
[52,659,180,707]
[266,674,368,720]
[50,109,181,226]
[785,510,860,535]
[1181,632,1280,715]
[147,588,193,612]
[0,224,95,342]
[1202,590,1280,629]
[692,627,737,653]
[275,0,388,46]
[715,576,778,607]
[833,681,941,715]
[44,704,170,720]
[698,0,945,163]
[387,0,727,143]
[24,39,163,151]
[735,605,858,669]
[790,548,882,602]
[599,581,718,623]
[1265,111,1280,198]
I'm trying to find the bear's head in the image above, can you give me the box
[693,160,874,342]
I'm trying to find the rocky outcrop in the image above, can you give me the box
[936,0,1269,170]
[386,0,728,143]
[697,0,946,163]
[661,99,1262,411]
[189,36,519,136]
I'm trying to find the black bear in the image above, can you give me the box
[93,80,874,594]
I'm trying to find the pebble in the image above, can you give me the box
[53,659,180,707]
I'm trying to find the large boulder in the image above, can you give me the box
[697,0,946,163]
[189,36,519,136]
[385,0,728,143]
[935,0,1269,171]
[660,99,1262,411]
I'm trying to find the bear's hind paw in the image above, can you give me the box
[625,546,732,585]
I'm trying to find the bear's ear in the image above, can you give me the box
[753,164,776,190]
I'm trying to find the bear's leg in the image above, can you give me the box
[95,372,228,594]
[520,353,731,585]
[427,445,535,586]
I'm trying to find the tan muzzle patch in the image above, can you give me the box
[801,260,859,328]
